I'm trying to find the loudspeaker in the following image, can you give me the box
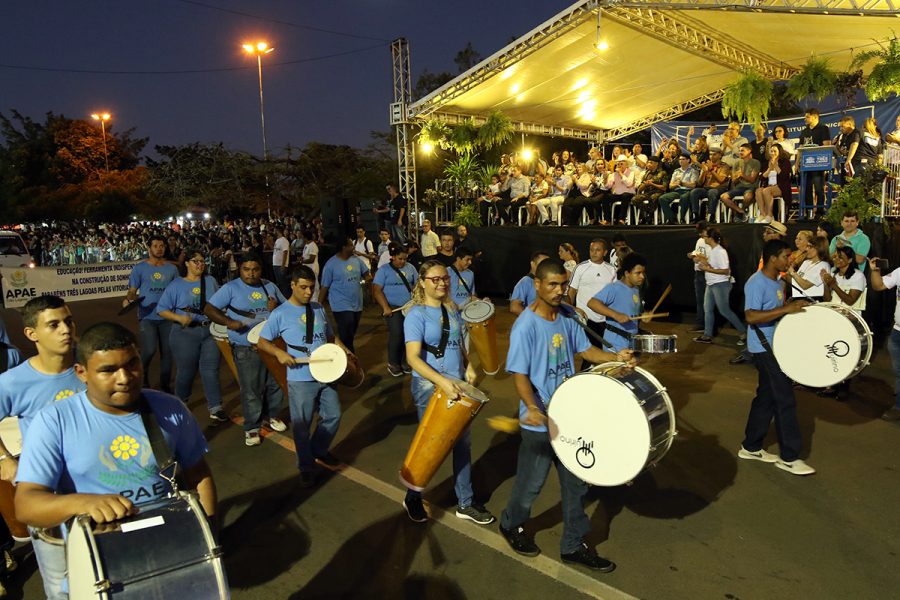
[357,199,379,235]
[319,197,359,244]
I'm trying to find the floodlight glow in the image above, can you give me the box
[185,212,193,219]
[204,212,211,220]
[522,149,534,161]
[420,141,434,154]
[596,40,609,51]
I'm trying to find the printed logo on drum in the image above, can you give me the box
[559,435,596,469]
[54,389,75,402]
[824,340,850,373]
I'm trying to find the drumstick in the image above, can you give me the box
[391,300,414,313]
[293,357,335,365]
[486,416,521,433]
[629,312,669,321]
[650,284,672,316]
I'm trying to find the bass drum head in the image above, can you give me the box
[67,516,105,599]
[209,323,229,341]
[246,321,266,345]
[773,304,868,387]
[548,372,652,486]
[461,300,494,324]
[309,344,349,383]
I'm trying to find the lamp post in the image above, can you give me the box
[242,41,274,218]
[90,112,111,174]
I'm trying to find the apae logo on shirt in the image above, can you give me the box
[152,272,162,281]
[99,433,168,501]
[192,287,200,296]
[547,333,572,377]
[54,389,75,402]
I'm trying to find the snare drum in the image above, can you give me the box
[209,323,239,383]
[247,321,289,396]
[773,302,872,388]
[307,344,365,388]
[460,300,500,375]
[547,363,676,487]
[631,334,677,354]
[67,492,229,599]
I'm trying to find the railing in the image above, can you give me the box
[882,144,900,219]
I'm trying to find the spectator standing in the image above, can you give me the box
[420,220,440,257]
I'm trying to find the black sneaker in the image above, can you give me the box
[401,364,412,375]
[314,452,344,470]
[729,353,749,365]
[455,504,495,525]
[561,542,616,572]
[403,495,428,523]
[499,525,540,557]
[299,470,316,488]
[209,409,229,424]
[692,335,713,344]
[387,364,404,377]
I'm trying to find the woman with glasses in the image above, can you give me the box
[401,260,494,526]
[157,247,227,423]
[819,245,866,399]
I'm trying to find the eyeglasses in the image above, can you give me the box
[423,275,451,284]
[189,259,206,265]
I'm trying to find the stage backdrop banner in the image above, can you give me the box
[1,261,139,308]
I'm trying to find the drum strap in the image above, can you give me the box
[200,274,207,310]
[422,304,450,359]
[749,324,773,354]
[390,264,413,293]
[305,303,314,344]
[604,322,634,341]
[139,395,181,491]
[450,266,471,295]
[0,342,8,374]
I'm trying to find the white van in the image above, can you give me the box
[0,231,35,269]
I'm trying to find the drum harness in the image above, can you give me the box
[423,304,451,359]
[283,304,316,354]
[0,342,8,374]
[449,266,472,296]
[390,264,414,296]
[178,275,210,328]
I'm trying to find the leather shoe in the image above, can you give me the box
[561,542,616,572]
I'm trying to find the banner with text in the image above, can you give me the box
[1,261,139,308]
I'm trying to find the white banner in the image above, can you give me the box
[1,261,140,308]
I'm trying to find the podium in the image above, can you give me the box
[797,146,835,218]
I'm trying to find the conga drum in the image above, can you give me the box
[307,344,365,388]
[0,417,30,540]
[399,379,489,491]
[247,321,288,397]
[209,323,239,383]
[461,300,500,375]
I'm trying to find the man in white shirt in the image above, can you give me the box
[568,238,617,368]
[420,220,440,257]
[300,229,320,299]
[538,166,571,225]
[273,225,290,296]
[353,226,377,267]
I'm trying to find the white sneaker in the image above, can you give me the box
[264,417,287,432]
[775,458,816,476]
[244,430,262,447]
[738,446,778,463]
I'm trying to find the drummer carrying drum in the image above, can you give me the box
[587,253,648,351]
[372,242,418,377]
[402,260,495,526]
[500,258,632,572]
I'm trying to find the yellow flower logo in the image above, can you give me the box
[250,291,264,300]
[152,272,162,280]
[300,314,307,323]
[632,295,639,304]
[110,435,140,461]
[346,264,354,272]
[55,389,75,402]
[192,287,200,295]
[552,333,563,348]
[777,290,784,301]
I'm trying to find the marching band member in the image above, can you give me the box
[157,247,227,423]
[739,240,815,475]
[586,253,647,351]
[319,238,372,353]
[205,252,288,447]
[258,265,349,488]
[448,247,476,309]
[867,257,900,421]
[0,296,82,599]
[500,258,632,571]
[372,242,417,377]
[509,251,550,315]
[402,260,494,526]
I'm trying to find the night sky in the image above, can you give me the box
[1,0,572,157]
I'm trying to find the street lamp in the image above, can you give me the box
[90,112,111,173]
[242,41,275,218]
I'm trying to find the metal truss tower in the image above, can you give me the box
[390,38,418,239]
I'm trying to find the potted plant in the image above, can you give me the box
[448,118,479,156]
[453,201,482,228]
[477,111,514,150]
[721,70,773,126]
[834,69,864,109]
[851,35,900,101]
[443,154,481,197]
[787,56,838,103]
[825,164,889,226]
[418,118,450,149]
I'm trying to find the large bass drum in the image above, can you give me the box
[67,492,229,599]
[547,363,676,487]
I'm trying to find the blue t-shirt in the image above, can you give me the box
[506,308,590,433]
[510,274,536,307]
[0,361,84,439]
[744,271,785,353]
[156,276,220,324]
[321,255,370,312]
[127,261,180,321]
[594,280,641,351]
[404,305,464,379]
[373,263,418,308]
[208,278,286,347]
[16,389,208,504]
[260,302,332,382]
[0,319,19,370]
[449,266,476,309]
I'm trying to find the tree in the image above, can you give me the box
[453,42,482,72]
[413,43,481,100]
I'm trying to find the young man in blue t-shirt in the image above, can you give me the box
[587,253,647,351]
[14,323,216,580]
[372,243,418,377]
[0,296,83,600]
[509,250,550,315]
[448,247,476,310]
[123,234,179,393]
[740,239,815,476]
[319,238,371,353]
[501,258,632,572]
[258,265,349,488]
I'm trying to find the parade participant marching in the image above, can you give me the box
[157,247,227,423]
[568,238,617,367]
[205,252,288,447]
[448,247,476,309]
[868,257,900,421]
[123,234,179,392]
[587,253,648,351]
[510,251,551,316]
[739,239,814,475]
[257,265,351,487]
[372,243,418,377]
[319,238,372,353]
[0,296,83,599]
[500,258,633,571]
[401,260,494,526]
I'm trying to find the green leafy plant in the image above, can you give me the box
[834,70,864,109]
[851,35,900,101]
[825,165,889,226]
[787,56,838,102]
[448,118,479,156]
[476,163,500,190]
[418,118,450,148]
[453,200,482,228]
[423,188,451,208]
[443,153,481,191]
[477,111,514,150]
[721,70,773,126]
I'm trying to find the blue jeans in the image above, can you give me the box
[408,376,473,508]
[30,527,67,600]
[233,345,284,431]
[288,380,341,471]
[333,311,362,353]
[707,187,728,221]
[139,318,173,391]
[169,325,222,411]
[387,222,407,245]
[888,329,900,410]
[659,190,691,223]
[693,271,706,329]
[385,312,406,367]
[742,352,803,461]
[501,428,591,554]
[273,265,289,297]
[688,187,708,220]
[704,282,746,338]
